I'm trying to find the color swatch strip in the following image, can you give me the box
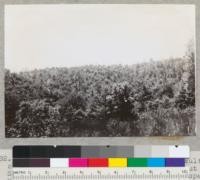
[13,145,190,158]
[13,158,185,167]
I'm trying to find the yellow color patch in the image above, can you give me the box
[108,158,127,167]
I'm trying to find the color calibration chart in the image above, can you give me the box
[1,146,200,180]
[13,145,189,168]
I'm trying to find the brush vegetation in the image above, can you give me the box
[5,51,195,137]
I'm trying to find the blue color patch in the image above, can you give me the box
[147,158,165,167]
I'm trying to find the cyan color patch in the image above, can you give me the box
[147,158,165,167]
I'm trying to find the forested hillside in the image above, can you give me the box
[5,54,195,137]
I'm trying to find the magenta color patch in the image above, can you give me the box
[69,158,88,167]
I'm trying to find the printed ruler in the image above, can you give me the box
[0,150,200,180]
[11,168,191,180]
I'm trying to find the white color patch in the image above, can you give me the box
[169,145,190,158]
[50,158,69,167]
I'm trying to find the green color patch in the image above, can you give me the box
[127,158,147,167]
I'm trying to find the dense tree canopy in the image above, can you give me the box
[5,54,195,137]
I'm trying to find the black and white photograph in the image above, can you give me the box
[5,4,196,137]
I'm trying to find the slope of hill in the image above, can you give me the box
[5,57,195,137]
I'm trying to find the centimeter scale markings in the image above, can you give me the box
[12,168,190,180]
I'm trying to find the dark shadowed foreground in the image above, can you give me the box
[5,55,195,137]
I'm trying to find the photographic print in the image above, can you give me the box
[5,4,195,137]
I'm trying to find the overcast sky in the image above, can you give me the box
[5,4,195,72]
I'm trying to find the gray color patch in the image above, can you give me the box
[81,146,133,157]
[81,146,100,157]
[134,145,151,157]
[98,146,118,157]
[115,146,134,157]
